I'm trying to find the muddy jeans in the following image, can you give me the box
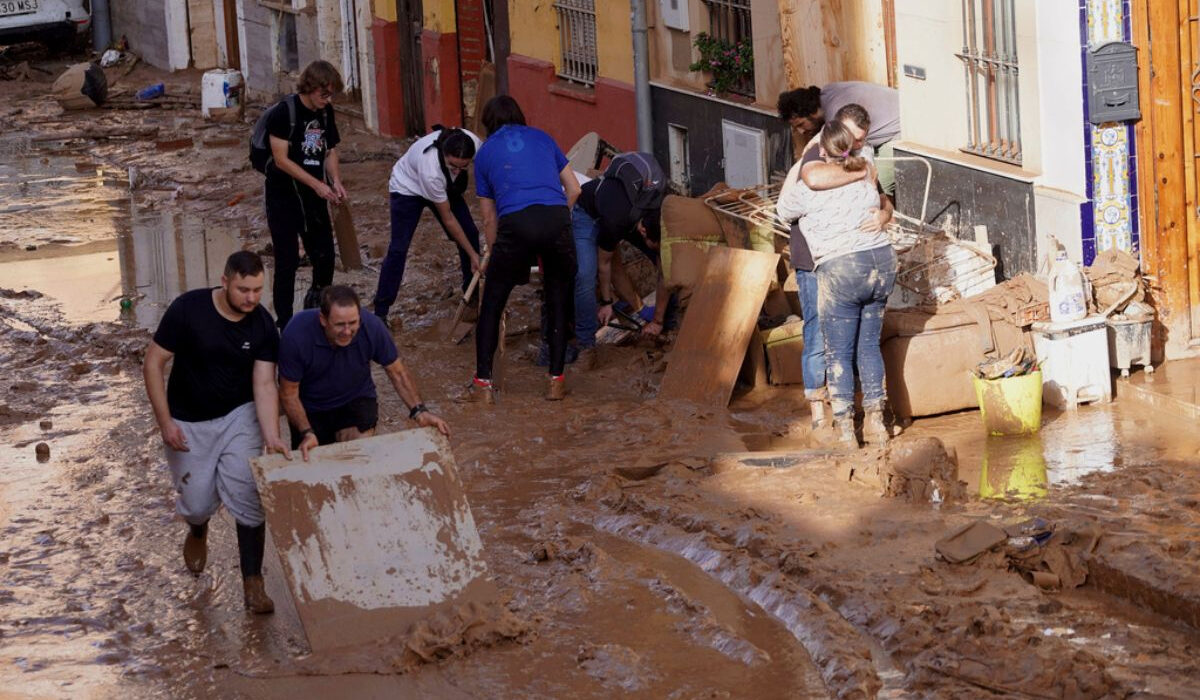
[165,402,265,528]
[817,245,897,418]
[795,269,825,399]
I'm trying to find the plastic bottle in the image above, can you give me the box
[137,83,165,100]
[1049,251,1087,323]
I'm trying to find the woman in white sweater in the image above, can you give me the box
[776,120,895,448]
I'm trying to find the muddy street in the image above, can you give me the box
[1,60,1199,699]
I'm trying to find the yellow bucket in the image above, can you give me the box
[973,371,1043,436]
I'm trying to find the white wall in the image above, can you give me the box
[895,0,1088,266]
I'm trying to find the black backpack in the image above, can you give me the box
[598,152,667,213]
[248,95,297,174]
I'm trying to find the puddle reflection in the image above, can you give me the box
[960,407,1120,501]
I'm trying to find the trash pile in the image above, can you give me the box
[971,345,1036,380]
[935,517,1101,592]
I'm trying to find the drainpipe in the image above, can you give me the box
[91,0,112,51]
[631,0,652,152]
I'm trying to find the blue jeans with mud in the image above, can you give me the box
[795,269,825,399]
[817,245,897,418]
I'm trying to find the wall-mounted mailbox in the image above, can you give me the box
[1087,42,1140,125]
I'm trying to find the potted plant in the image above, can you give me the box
[688,32,754,97]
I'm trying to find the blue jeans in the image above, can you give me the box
[372,192,480,319]
[572,205,599,348]
[817,245,897,417]
[795,269,825,399]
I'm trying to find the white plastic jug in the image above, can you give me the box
[201,69,243,117]
[1049,252,1087,323]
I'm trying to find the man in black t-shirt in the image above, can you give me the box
[142,251,290,614]
[265,60,347,330]
[571,167,669,366]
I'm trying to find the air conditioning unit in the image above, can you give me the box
[660,0,688,31]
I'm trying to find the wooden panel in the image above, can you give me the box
[1132,0,1192,354]
[251,428,494,652]
[187,0,218,69]
[660,246,780,406]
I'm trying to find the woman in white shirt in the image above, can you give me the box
[777,120,895,448]
[371,127,484,325]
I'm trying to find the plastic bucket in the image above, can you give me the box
[973,371,1043,436]
[201,69,243,117]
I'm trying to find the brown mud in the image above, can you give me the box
[0,58,1198,698]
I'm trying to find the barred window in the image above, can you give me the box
[956,0,1022,164]
[701,0,754,97]
[554,0,597,86]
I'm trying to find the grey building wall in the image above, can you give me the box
[650,85,792,196]
[894,148,1036,279]
[238,4,327,101]
[111,2,169,69]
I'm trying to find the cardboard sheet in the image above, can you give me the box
[660,246,780,406]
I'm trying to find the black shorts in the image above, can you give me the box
[290,396,379,449]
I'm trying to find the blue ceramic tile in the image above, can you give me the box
[1083,237,1097,265]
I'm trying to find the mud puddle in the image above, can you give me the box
[0,209,241,329]
[0,148,129,249]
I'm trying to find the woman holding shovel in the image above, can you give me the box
[371,127,484,328]
[777,119,895,448]
[464,96,580,403]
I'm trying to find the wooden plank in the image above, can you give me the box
[468,62,495,136]
[1179,0,1200,338]
[251,428,495,652]
[330,201,363,271]
[660,246,780,406]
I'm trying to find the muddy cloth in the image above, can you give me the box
[476,204,576,379]
[166,402,265,528]
[278,309,397,412]
[51,62,107,110]
[152,288,279,423]
[1086,248,1144,313]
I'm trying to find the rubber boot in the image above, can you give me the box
[809,400,829,430]
[183,521,208,574]
[834,414,858,449]
[863,409,890,446]
[242,575,275,614]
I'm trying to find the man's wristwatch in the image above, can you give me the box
[298,427,315,440]
[599,298,614,306]
[409,403,429,420]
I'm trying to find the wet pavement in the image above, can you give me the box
[1,64,1199,698]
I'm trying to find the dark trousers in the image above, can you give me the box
[476,204,576,379]
[372,192,480,319]
[266,182,335,328]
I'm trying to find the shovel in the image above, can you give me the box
[443,250,490,343]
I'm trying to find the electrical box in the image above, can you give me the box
[660,0,688,31]
[1087,42,1140,125]
[721,120,766,189]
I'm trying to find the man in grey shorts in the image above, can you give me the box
[142,251,291,614]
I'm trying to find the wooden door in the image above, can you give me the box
[1132,0,1193,354]
[396,0,425,135]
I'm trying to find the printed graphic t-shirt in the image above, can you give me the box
[474,125,568,218]
[153,288,280,423]
[265,95,341,190]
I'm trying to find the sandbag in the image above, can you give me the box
[52,63,108,110]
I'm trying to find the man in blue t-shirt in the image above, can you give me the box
[279,285,449,459]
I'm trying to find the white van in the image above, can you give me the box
[0,0,90,46]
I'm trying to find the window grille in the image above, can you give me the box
[554,0,597,87]
[956,0,1021,164]
[701,0,754,97]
